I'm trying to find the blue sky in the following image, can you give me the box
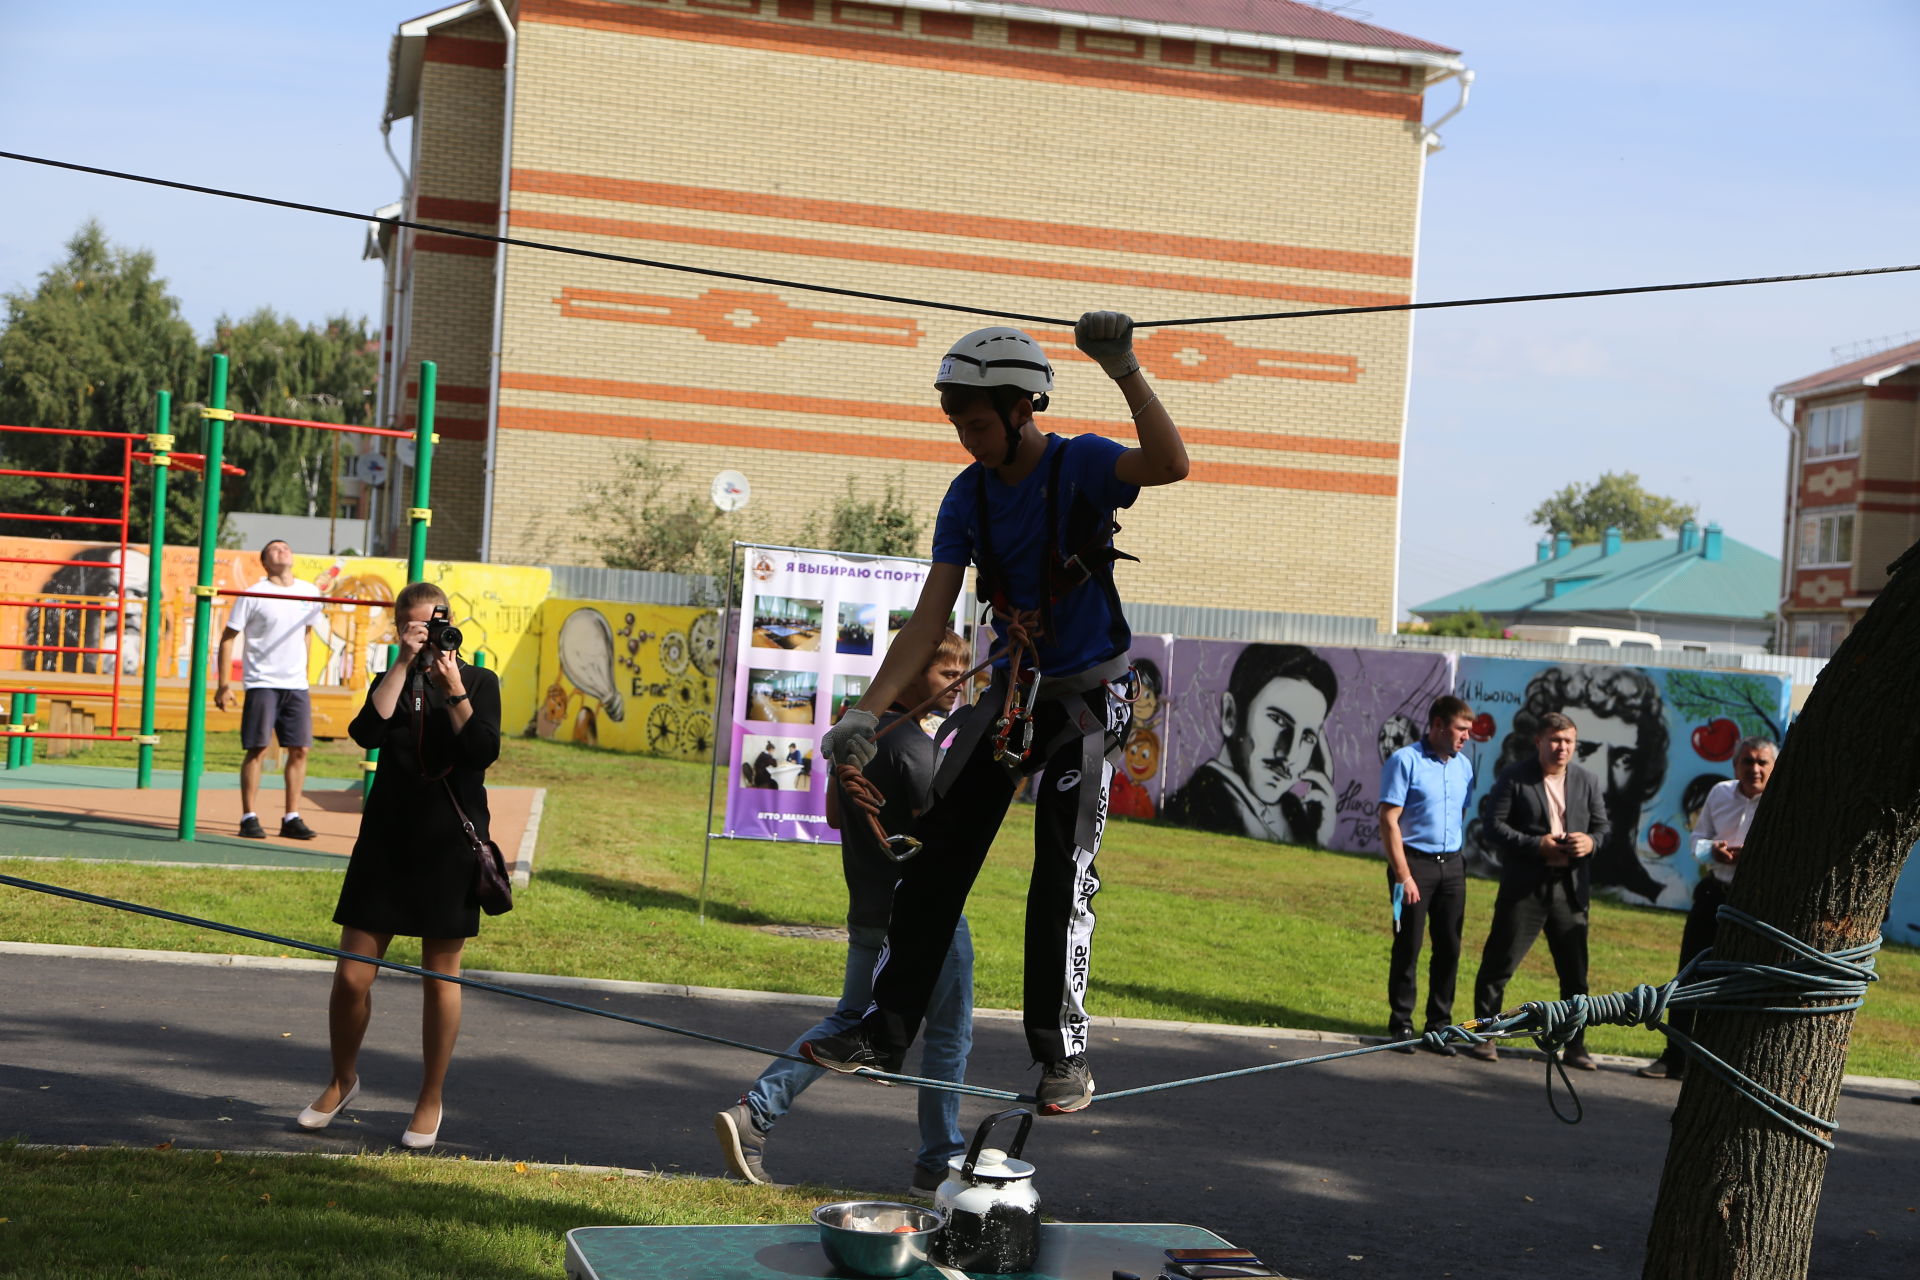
[3,1,1916,615]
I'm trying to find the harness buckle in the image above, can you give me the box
[1056,553,1093,590]
[881,834,923,863]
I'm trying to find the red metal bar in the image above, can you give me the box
[0,599,121,612]
[134,451,246,477]
[0,512,127,526]
[0,642,118,655]
[112,435,130,735]
[217,588,390,607]
[0,424,144,441]
[0,731,140,742]
[227,412,411,439]
[0,467,125,482]
[0,556,139,570]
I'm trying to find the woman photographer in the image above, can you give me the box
[297,581,502,1149]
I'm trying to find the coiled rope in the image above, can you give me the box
[0,874,1877,1143]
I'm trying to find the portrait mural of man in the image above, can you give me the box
[1162,644,1340,846]
[1456,660,1791,909]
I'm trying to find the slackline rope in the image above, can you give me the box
[5,150,1917,331]
[0,874,1877,1143]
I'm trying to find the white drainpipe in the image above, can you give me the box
[1770,391,1801,652]
[479,0,518,562]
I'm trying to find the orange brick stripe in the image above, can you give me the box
[425,33,506,69]
[417,195,499,224]
[510,209,1409,309]
[498,405,1395,495]
[518,0,1423,120]
[511,169,1412,280]
[499,371,1400,461]
[1032,328,1359,385]
[554,285,924,346]
[405,381,491,405]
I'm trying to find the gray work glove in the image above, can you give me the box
[1074,310,1140,380]
[822,708,880,769]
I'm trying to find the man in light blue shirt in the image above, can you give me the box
[1379,695,1477,1054]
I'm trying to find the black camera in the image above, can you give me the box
[415,604,462,667]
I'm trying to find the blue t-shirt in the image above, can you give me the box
[1379,741,1474,853]
[931,433,1138,677]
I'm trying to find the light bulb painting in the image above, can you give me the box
[557,607,627,725]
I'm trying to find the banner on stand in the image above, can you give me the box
[720,544,937,842]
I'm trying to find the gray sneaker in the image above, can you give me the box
[910,1163,946,1196]
[1036,1055,1095,1115]
[714,1102,770,1184]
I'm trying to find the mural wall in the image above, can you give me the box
[1452,658,1793,909]
[1157,642,1455,856]
[529,599,723,761]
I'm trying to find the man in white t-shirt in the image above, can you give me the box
[1636,735,1777,1080]
[214,539,327,840]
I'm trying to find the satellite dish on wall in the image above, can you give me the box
[712,470,751,513]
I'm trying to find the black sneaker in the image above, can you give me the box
[280,816,317,841]
[714,1101,770,1185]
[1036,1055,1095,1115]
[910,1164,946,1196]
[238,816,267,839]
[801,1025,905,1078]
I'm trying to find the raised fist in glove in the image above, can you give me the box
[1075,310,1139,380]
[822,707,880,769]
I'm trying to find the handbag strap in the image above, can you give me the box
[441,777,484,845]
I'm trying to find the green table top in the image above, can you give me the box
[565,1221,1239,1280]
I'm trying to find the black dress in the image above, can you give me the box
[333,660,502,940]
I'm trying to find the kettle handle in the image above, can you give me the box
[960,1106,1034,1179]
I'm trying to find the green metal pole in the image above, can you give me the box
[5,696,20,769]
[408,360,436,582]
[178,355,229,841]
[21,693,36,768]
[137,391,172,789]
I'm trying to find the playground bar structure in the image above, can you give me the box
[0,421,140,754]
[174,358,438,840]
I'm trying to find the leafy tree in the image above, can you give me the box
[0,222,202,543]
[575,445,743,600]
[797,474,922,557]
[1530,471,1697,544]
[209,309,379,521]
[1414,609,1507,639]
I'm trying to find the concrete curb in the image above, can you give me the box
[4,940,1914,1095]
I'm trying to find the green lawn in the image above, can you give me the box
[3,734,1916,1078]
[0,1142,832,1280]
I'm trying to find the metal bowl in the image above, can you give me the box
[812,1200,943,1278]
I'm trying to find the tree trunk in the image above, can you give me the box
[1643,545,1920,1278]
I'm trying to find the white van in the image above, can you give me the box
[1507,624,1662,650]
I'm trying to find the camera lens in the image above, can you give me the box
[438,624,463,652]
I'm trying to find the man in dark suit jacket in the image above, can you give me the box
[1466,711,1610,1069]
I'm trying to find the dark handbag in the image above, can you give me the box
[443,778,513,916]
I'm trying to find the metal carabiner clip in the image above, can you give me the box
[881,833,923,863]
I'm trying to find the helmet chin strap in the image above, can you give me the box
[994,392,1047,467]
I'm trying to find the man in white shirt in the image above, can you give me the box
[1636,736,1777,1080]
[214,539,327,840]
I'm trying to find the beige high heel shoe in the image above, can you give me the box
[296,1079,361,1131]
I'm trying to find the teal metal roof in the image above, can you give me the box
[1412,531,1780,622]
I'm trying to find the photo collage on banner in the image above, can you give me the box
[1451,658,1793,909]
[722,545,939,842]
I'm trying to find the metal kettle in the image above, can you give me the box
[930,1108,1041,1274]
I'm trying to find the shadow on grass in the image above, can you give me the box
[536,867,829,930]
[1096,979,1370,1038]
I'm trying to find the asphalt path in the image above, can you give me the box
[5,949,1917,1279]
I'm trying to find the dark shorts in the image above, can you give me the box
[241,688,312,750]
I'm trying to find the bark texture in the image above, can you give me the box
[1642,545,1920,1279]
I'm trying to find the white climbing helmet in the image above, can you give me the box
[934,326,1054,401]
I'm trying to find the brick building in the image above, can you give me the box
[373,0,1464,621]
[1771,337,1920,657]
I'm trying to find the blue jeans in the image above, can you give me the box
[746,916,974,1175]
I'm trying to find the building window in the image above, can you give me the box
[1797,507,1855,567]
[1789,618,1849,658]
[1804,400,1862,460]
